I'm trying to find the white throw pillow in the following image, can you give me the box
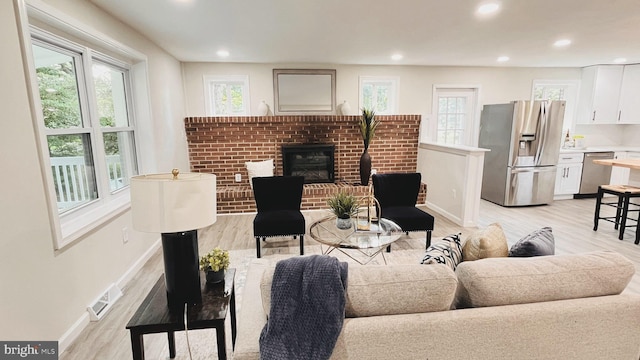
[245,159,274,189]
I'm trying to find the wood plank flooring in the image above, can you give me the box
[60,198,640,359]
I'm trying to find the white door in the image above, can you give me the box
[432,88,478,146]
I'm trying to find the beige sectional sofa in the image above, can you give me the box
[233,251,640,360]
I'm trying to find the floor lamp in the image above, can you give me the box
[130,169,217,310]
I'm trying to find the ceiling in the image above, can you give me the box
[87,0,640,67]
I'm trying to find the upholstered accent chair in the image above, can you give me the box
[252,176,306,258]
[372,172,434,249]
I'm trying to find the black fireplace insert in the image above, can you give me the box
[282,144,335,184]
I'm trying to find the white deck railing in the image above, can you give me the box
[50,155,124,211]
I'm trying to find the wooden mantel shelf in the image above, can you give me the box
[593,159,640,170]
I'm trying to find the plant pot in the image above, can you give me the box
[205,270,225,284]
[336,217,352,230]
[359,150,372,185]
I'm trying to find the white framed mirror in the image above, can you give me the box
[273,69,336,115]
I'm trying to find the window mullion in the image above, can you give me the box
[81,48,110,201]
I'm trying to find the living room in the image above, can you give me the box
[3,0,640,359]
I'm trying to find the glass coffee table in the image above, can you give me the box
[309,216,403,264]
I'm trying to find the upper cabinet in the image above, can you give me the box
[577,65,640,125]
[618,65,640,124]
[577,65,623,124]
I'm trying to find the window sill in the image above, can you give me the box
[57,192,131,250]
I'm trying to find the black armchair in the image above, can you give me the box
[372,173,434,249]
[252,176,306,258]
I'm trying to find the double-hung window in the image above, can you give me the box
[29,28,139,248]
[359,76,399,114]
[204,75,250,116]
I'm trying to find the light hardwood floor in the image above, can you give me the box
[60,198,640,359]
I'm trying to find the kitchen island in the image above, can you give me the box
[593,159,640,187]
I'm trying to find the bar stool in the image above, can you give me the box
[593,184,640,244]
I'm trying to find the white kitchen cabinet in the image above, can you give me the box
[618,65,640,124]
[577,65,624,124]
[555,152,584,198]
[609,152,630,185]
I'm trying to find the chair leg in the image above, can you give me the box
[425,231,432,250]
[593,186,603,231]
[386,245,391,253]
[615,195,624,230]
[256,237,261,258]
[299,235,304,256]
[634,212,640,245]
[619,194,630,240]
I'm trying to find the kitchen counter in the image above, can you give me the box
[592,158,640,187]
[593,159,640,170]
[560,146,640,153]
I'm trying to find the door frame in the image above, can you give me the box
[431,85,481,146]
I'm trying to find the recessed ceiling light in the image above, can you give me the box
[613,58,627,64]
[553,39,571,47]
[477,2,500,15]
[216,50,230,57]
[497,56,510,62]
[391,54,403,61]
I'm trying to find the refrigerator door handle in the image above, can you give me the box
[534,102,548,166]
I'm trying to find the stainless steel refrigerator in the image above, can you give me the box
[478,100,565,206]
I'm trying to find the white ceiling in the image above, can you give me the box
[88,0,640,67]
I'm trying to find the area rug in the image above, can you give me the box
[164,240,428,359]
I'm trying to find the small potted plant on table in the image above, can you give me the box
[199,247,230,284]
[327,191,359,230]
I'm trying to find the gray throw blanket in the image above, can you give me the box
[259,255,348,360]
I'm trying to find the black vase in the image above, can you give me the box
[359,150,372,185]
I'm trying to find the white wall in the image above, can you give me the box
[0,0,185,347]
[183,62,582,116]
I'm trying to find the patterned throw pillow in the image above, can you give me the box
[508,227,555,257]
[421,233,463,271]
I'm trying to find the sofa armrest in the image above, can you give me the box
[233,259,269,360]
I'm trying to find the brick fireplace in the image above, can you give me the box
[184,114,425,213]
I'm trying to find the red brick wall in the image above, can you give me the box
[184,115,423,213]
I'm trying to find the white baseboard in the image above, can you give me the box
[426,201,463,226]
[116,238,161,290]
[58,313,90,353]
[58,238,161,355]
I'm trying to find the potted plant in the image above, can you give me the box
[357,108,379,185]
[199,247,230,284]
[327,191,359,229]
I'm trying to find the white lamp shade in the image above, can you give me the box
[130,172,217,233]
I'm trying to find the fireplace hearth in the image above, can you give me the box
[282,144,335,184]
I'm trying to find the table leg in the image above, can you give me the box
[130,331,144,360]
[168,331,176,358]
[231,284,237,349]
[215,325,227,360]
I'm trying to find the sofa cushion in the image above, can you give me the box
[462,223,508,261]
[508,227,555,257]
[455,250,635,308]
[261,262,458,318]
[420,233,463,270]
[246,159,274,189]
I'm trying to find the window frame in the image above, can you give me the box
[203,75,251,116]
[358,76,399,114]
[429,85,480,146]
[18,2,148,250]
[531,79,580,135]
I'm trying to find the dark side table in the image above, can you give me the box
[126,269,236,360]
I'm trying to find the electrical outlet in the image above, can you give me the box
[235,173,242,182]
[452,189,457,199]
[370,169,377,175]
[122,227,129,244]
